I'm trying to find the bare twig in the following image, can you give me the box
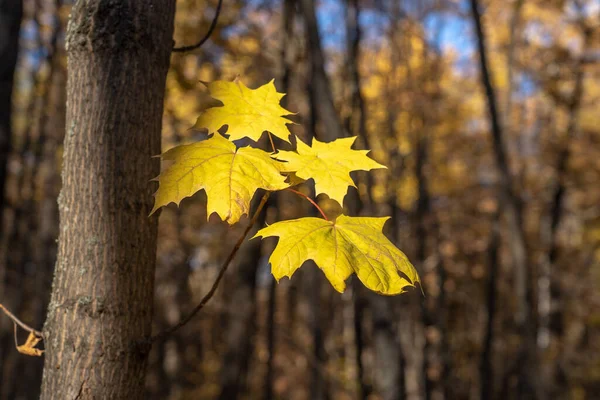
[172,0,223,53]
[0,303,44,356]
[151,191,271,342]
[0,303,42,337]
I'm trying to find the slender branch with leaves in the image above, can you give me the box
[151,78,421,337]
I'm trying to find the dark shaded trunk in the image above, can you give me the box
[218,221,264,400]
[503,0,523,128]
[370,293,405,400]
[308,266,330,400]
[539,22,591,398]
[0,0,22,221]
[351,283,371,400]
[300,0,364,396]
[0,4,64,396]
[264,1,296,396]
[345,0,403,398]
[15,31,65,400]
[264,266,278,400]
[469,0,536,398]
[414,125,434,400]
[345,0,373,208]
[303,79,330,400]
[299,0,346,142]
[147,210,196,399]
[40,1,176,398]
[480,214,501,399]
[0,0,23,387]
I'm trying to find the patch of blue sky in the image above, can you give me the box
[515,72,537,97]
[316,0,346,50]
[19,19,47,71]
[423,11,474,73]
[314,0,479,76]
[359,8,389,48]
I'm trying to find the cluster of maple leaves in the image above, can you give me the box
[152,79,420,295]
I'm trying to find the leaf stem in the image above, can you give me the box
[286,188,329,221]
[151,191,271,343]
[267,132,276,153]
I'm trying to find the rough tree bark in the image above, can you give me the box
[40,1,176,399]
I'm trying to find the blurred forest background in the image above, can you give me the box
[0,0,599,399]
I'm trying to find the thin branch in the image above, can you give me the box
[151,191,271,342]
[172,0,223,53]
[286,188,329,221]
[0,303,42,337]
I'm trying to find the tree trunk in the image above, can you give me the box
[469,1,536,398]
[218,213,265,400]
[415,125,434,400]
[299,0,346,142]
[303,82,330,400]
[371,293,403,400]
[480,214,501,399]
[264,3,295,395]
[0,3,23,377]
[308,266,329,400]
[264,265,277,400]
[0,0,22,221]
[539,22,591,398]
[344,1,402,397]
[345,0,372,205]
[40,1,175,398]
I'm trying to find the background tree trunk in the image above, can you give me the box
[0,0,24,396]
[218,215,265,400]
[469,1,537,397]
[0,0,22,219]
[299,0,346,142]
[40,1,176,398]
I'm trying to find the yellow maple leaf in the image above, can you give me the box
[152,134,288,224]
[254,215,420,295]
[274,137,385,206]
[194,79,294,143]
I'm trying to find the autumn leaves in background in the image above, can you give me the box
[151,79,420,295]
